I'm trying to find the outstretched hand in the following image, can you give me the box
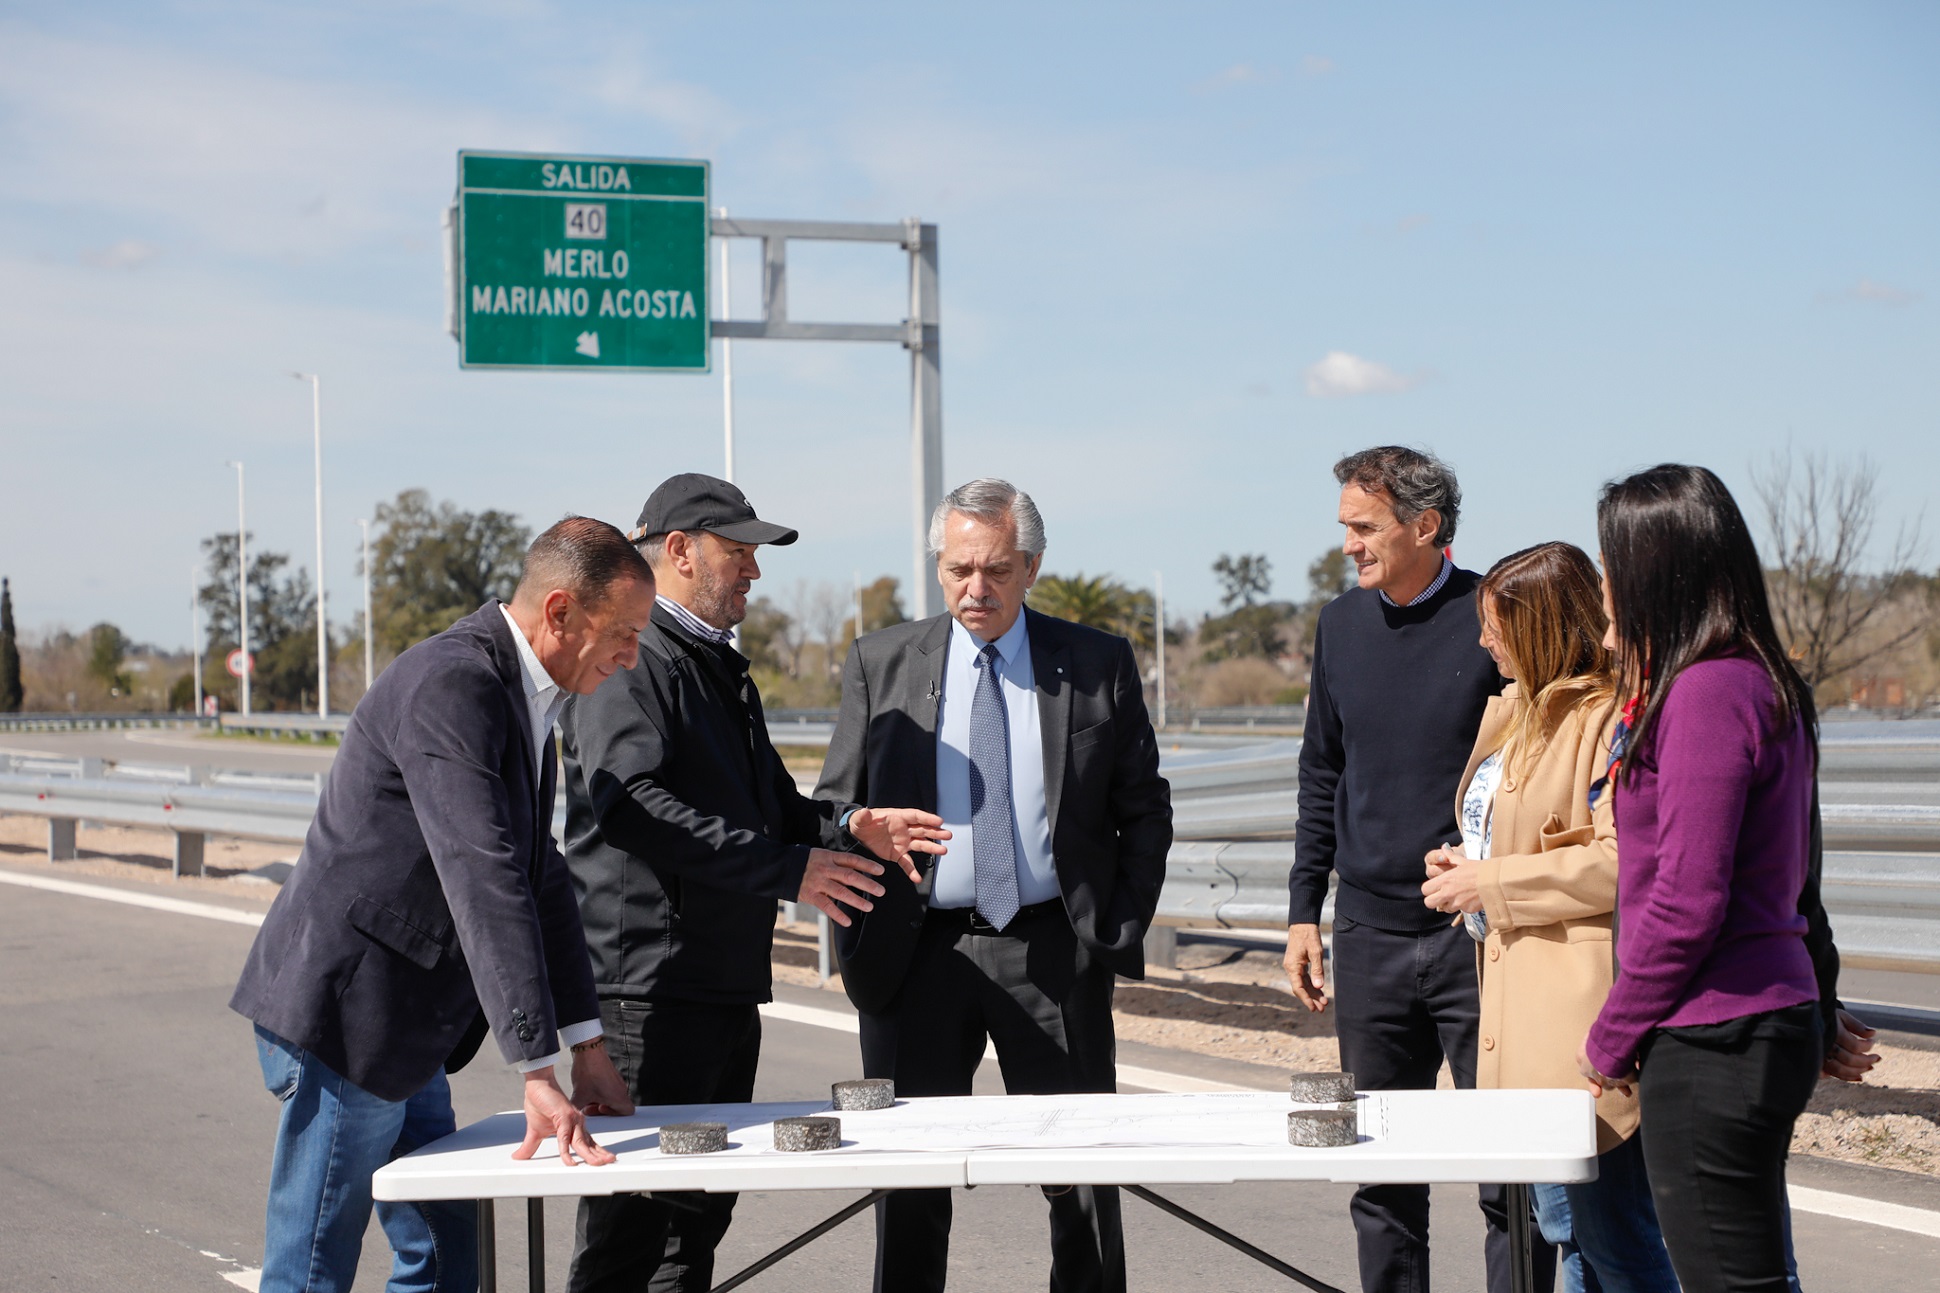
[513,1070,616,1166]
[798,848,889,927]
[847,807,951,884]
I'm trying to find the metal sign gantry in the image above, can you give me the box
[448,155,945,619]
[709,214,943,619]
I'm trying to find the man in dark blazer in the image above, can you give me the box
[231,516,655,1293]
[818,478,1173,1293]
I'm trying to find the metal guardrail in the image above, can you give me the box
[3,729,1936,971]
[0,768,316,877]
[0,712,216,732]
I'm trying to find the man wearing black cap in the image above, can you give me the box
[561,473,949,1293]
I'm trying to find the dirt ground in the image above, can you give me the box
[775,927,1940,1177]
[7,813,1934,1177]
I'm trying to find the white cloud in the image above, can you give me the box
[1298,55,1335,78]
[80,239,161,269]
[1815,278,1921,307]
[1304,351,1422,398]
[1197,63,1275,91]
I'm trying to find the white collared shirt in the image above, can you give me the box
[495,603,600,1069]
[498,603,566,783]
[656,593,734,646]
[930,614,1060,909]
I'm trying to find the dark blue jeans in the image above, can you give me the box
[1533,1132,1678,1293]
[255,1026,475,1293]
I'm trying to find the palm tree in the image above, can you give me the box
[1030,574,1155,652]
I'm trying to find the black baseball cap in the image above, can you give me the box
[629,473,799,547]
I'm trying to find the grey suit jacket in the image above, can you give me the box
[230,602,599,1102]
[816,608,1172,1014]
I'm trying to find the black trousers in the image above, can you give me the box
[566,999,762,1293]
[1329,917,1548,1293]
[1637,1002,1822,1293]
[860,903,1125,1293]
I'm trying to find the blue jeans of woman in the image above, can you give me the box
[1532,1131,1679,1293]
[255,1026,476,1293]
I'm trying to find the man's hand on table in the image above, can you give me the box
[1283,924,1329,1013]
[569,1037,635,1117]
[514,1070,617,1166]
[846,807,951,884]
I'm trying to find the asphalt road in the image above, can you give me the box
[5,863,1940,1292]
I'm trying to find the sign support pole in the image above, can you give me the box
[708,215,944,620]
[907,219,943,620]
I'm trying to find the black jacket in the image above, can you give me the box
[560,601,853,1004]
[816,609,1173,1015]
[230,602,599,1103]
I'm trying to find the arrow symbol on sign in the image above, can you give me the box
[575,331,600,358]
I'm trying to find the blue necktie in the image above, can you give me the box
[970,642,1021,930]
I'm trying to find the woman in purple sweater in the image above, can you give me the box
[1577,464,1821,1293]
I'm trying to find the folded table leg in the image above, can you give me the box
[709,1189,894,1293]
[1125,1186,1346,1293]
[527,1198,545,1293]
[1505,1183,1535,1293]
[477,1200,496,1293]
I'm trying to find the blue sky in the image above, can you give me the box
[1,1,1934,648]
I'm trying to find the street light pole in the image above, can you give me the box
[358,517,373,693]
[227,460,251,716]
[1154,569,1167,730]
[717,207,735,484]
[190,565,203,718]
[293,372,328,717]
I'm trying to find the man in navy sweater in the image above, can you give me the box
[1283,447,1531,1293]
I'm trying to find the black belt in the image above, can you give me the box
[930,899,1064,937]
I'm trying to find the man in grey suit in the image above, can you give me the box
[231,516,655,1293]
[818,478,1173,1293]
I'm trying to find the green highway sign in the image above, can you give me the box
[455,151,710,372]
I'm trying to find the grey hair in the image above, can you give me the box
[1333,446,1461,546]
[927,478,1047,556]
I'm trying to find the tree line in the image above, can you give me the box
[2,451,1936,715]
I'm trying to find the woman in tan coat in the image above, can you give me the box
[1421,542,1675,1293]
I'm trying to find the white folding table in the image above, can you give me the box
[373,1089,1595,1293]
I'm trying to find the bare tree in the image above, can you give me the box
[1753,449,1927,689]
[776,580,813,678]
[806,582,850,679]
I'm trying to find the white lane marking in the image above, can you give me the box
[1118,1065,1252,1094]
[1789,1186,1940,1238]
[18,874,1936,1237]
[0,869,266,927]
[221,1269,262,1290]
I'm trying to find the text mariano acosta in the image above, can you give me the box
[469,161,699,321]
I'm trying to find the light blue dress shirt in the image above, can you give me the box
[930,614,1059,909]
